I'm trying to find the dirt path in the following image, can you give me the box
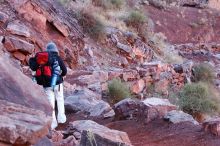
[58,113,220,146]
[107,120,220,146]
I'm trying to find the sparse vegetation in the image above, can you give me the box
[58,0,71,6]
[86,130,97,146]
[77,10,106,41]
[92,0,124,9]
[126,10,147,29]
[178,82,220,115]
[108,78,131,103]
[193,63,215,83]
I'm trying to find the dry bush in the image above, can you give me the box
[77,10,106,41]
[193,63,215,83]
[92,0,124,9]
[108,78,131,104]
[126,10,147,29]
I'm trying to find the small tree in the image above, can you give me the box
[108,78,131,104]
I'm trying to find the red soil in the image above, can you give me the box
[58,113,220,146]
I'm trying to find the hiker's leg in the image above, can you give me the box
[55,84,66,123]
[44,87,58,129]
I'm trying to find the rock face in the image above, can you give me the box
[164,110,199,125]
[0,55,52,145]
[65,88,113,118]
[1,0,84,68]
[66,120,132,146]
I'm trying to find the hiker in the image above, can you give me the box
[29,42,67,129]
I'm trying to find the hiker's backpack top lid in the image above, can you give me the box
[36,52,50,65]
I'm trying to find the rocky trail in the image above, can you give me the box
[0,0,220,145]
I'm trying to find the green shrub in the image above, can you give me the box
[108,78,131,103]
[126,10,147,29]
[110,0,124,9]
[193,63,214,83]
[92,0,124,9]
[58,0,71,6]
[77,10,106,41]
[178,82,219,115]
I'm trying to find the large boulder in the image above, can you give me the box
[139,97,177,123]
[66,120,132,146]
[65,88,114,118]
[0,55,52,145]
[164,110,199,125]
[113,98,141,120]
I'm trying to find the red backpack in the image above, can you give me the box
[35,52,52,85]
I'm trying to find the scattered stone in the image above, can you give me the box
[73,131,81,140]
[164,110,199,125]
[117,42,132,53]
[123,70,139,81]
[59,136,78,146]
[66,120,132,146]
[7,22,31,37]
[51,130,63,143]
[34,137,53,146]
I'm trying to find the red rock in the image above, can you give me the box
[13,51,26,61]
[4,36,34,54]
[123,70,139,81]
[203,118,220,136]
[108,70,123,80]
[51,130,63,142]
[0,55,52,145]
[113,98,141,120]
[7,22,30,37]
[131,79,145,94]
[67,120,132,146]
[139,97,177,123]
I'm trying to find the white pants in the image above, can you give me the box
[44,83,66,129]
